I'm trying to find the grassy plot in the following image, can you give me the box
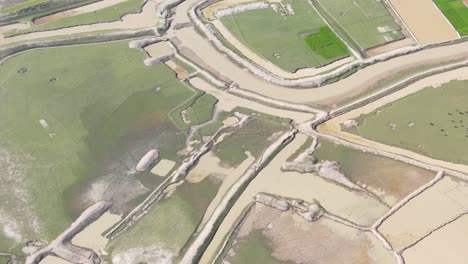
[213,110,291,167]
[169,92,218,131]
[305,26,348,59]
[227,231,289,264]
[433,0,468,35]
[354,80,468,165]
[106,178,220,263]
[314,0,403,49]
[220,0,349,72]
[5,0,145,37]
[0,41,203,255]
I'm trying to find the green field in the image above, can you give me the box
[0,41,215,255]
[433,0,468,35]
[214,111,291,167]
[313,0,403,49]
[220,0,349,72]
[354,80,468,165]
[106,177,220,263]
[5,0,144,37]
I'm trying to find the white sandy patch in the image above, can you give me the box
[71,212,121,252]
[40,256,72,264]
[222,116,239,126]
[112,245,175,264]
[150,159,176,177]
[144,41,174,58]
[0,22,29,35]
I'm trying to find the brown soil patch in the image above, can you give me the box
[34,10,79,25]
[165,60,190,80]
[232,204,393,264]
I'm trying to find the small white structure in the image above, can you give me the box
[136,149,160,172]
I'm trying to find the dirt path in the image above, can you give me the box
[33,0,128,25]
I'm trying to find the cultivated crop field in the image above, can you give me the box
[0,41,214,255]
[220,0,349,72]
[313,0,403,49]
[354,80,468,165]
[433,0,468,35]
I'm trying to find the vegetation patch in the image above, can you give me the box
[353,80,468,165]
[227,231,288,264]
[433,0,468,35]
[313,0,403,49]
[220,0,349,72]
[305,26,348,59]
[0,41,201,254]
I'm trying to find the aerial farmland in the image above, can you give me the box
[0,0,468,264]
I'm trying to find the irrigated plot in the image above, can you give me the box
[433,0,468,35]
[353,80,468,165]
[219,0,349,72]
[313,0,403,49]
[0,41,214,256]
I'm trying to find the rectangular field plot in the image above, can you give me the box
[314,0,403,49]
[433,0,468,35]
[219,0,349,72]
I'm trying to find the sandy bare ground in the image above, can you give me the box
[211,20,355,79]
[201,0,281,20]
[319,67,468,175]
[388,0,459,45]
[40,256,72,264]
[0,0,161,45]
[379,176,468,250]
[172,25,468,105]
[165,59,189,79]
[144,41,173,57]
[33,0,128,25]
[150,159,176,177]
[402,214,468,264]
[188,77,313,123]
[198,133,388,263]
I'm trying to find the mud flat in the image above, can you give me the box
[224,204,394,264]
[199,133,388,263]
[379,176,468,249]
[402,214,468,263]
[144,41,174,58]
[33,0,128,25]
[210,20,355,79]
[319,67,468,175]
[389,0,459,44]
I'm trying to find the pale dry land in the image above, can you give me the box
[33,0,128,25]
[379,176,468,250]
[202,0,281,20]
[40,256,71,264]
[0,22,29,34]
[319,67,468,175]
[150,159,176,177]
[200,133,388,263]
[389,0,459,44]
[144,41,173,58]
[402,214,468,264]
